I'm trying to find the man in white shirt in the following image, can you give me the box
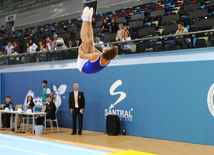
[69,83,85,135]
[5,42,14,55]
[29,43,38,53]
[56,36,66,49]
[52,34,58,50]
[174,23,190,49]
[94,37,105,49]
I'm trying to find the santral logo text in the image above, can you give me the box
[104,80,133,121]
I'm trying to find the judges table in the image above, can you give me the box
[0,110,46,135]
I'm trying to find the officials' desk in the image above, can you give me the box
[0,110,46,135]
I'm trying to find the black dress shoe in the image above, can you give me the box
[11,126,20,132]
[6,126,10,128]
[71,133,76,135]
[78,132,82,135]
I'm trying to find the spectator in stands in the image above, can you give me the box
[0,51,4,56]
[26,40,37,62]
[50,34,59,61]
[116,24,124,41]
[46,37,53,51]
[123,25,129,33]
[26,43,30,53]
[13,41,18,48]
[37,41,46,62]
[29,39,33,46]
[94,37,105,49]
[64,39,74,59]
[101,19,109,34]
[0,51,6,65]
[11,48,19,57]
[110,18,119,33]
[52,34,58,50]
[29,40,37,53]
[120,31,131,54]
[74,38,81,47]
[175,23,188,35]
[10,48,19,64]
[67,39,75,48]
[173,23,190,49]
[56,36,66,49]
[39,41,46,51]
[22,42,30,63]
[4,42,14,55]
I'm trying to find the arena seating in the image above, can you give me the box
[0,0,213,53]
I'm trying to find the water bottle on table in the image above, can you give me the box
[24,105,27,113]
[9,104,12,111]
[33,106,35,113]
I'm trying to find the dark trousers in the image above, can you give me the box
[72,108,83,134]
[36,117,45,125]
[173,39,190,50]
[2,113,11,127]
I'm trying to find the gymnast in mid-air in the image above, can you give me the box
[77,7,118,74]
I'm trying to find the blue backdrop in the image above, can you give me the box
[1,59,214,146]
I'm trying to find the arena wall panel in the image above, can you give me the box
[1,48,214,146]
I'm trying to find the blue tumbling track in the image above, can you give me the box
[0,133,112,155]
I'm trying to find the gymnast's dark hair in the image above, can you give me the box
[103,46,118,60]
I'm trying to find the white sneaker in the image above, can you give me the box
[82,7,90,19]
[89,8,93,18]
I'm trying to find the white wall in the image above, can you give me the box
[14,0,82,30]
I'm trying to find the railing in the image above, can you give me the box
[0,29,214,66]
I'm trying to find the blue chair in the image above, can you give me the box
[201,6,205,9]
[145,22,151,27]
[166,40,174,45]
[143,36,150,38]
[165,11,171,15]
[156,41,162,44]
[193,38,197,47]
[185,25,190,31]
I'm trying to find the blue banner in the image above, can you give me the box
[0,71,1,105]
[2,58,214,146]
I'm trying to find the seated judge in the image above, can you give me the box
[36,95,56,125]
[2,96,14,128]
[12,95,34,131]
